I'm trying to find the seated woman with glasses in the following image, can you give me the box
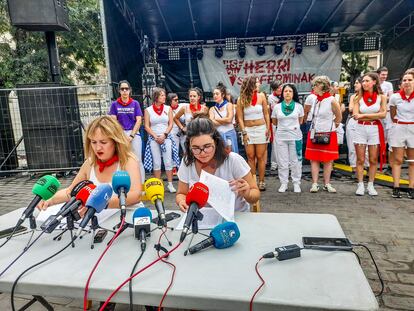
[176,117,260,212]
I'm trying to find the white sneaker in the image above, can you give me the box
[355,182,365,196]
[367,182,378,196]
[310,183,319,193]
[323,183,337,193]
[270,162,277,170]
[293,183,301,193]
[278,184,288,193]
[167,183,176,193]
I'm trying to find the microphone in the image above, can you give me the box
[180,182,209,242]
[41,183,97,233]
[144,178,166,226]
[186,222,240,255]
[132,207,152,251]
[17,175,61,227]
[75,184,112,237]
[112,171,131,218]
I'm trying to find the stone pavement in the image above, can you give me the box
[0,170,413,311]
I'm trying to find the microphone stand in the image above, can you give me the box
[24,214,38,250]
[183,210,209,255]
[53,211,84,247]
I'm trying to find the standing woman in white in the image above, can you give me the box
[144,88,178,193]
[271,83,304,192]
[389,70,414,199]
[353,72,387,196]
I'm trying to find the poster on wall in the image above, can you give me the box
[197,42,342,95]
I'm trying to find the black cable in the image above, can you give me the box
[0,225,20,249]
[352,243,384,297]
[0,231,45,278]
[10,238,76,311]
[128,249,145,311]
[351,250,361,265]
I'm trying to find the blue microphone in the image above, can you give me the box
[76,184,112,236]
[132,207,152,251]
[186,222,240,255]
[112,171,131,217]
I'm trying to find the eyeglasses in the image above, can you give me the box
[120,87,130,91]
[190,144,215,155]
[173,98,179,101]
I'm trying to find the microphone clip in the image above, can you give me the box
[154,243,170,258]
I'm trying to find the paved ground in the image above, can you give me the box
[0,169,413,311]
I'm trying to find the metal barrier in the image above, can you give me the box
[0,84,111,175]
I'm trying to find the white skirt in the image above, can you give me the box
[245,124,268,145]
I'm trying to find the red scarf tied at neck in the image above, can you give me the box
[190,103,201,113]
[153,104,164,116]
[399,89,414,102]
[97,155,119,172]
[362,91,378,106]
[117,97,133,106]
[251,90,258,106]
[316,92,331,102]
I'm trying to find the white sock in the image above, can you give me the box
[168,182,173,187]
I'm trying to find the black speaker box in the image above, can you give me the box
[0,90,19,171]
[7,0,69,31]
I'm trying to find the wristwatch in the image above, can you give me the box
[129,134,135,138]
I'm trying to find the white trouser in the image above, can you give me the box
[150,138,173,171]
[125,130,145,183]
[271,125,278,164]
[276,139,302,185]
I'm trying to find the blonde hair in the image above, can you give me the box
[239,76,257,109]
[311,76,331,93]
[84,116,135,169]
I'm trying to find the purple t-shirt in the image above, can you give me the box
[109,99,143,131]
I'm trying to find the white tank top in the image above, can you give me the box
[184,104,195,124]
[244,104,264,121]
[359,96,381,114]
[312,96,336,132]
[147,105,170,135]
[171,104,186,132]
[212,105,234,133]
[89,163,120,186]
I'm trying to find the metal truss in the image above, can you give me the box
[384,10,414,47]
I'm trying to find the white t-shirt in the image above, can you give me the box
[267,94,280,111]
[271,103,304,140]
[177,152,251,212]
[304,93,317,122]
[389,92,414,122]
[381,81,394,98]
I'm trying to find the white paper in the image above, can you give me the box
[175,207,223,230]
[199,170,235,221]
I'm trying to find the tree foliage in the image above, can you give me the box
[341,52,374,88]
[0,0,104,87]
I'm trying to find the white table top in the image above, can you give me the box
[0,209,378,311]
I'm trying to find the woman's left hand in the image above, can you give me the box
[229,179,250,197]
[265,128,270,140]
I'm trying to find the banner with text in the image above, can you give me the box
[197,42,342,95]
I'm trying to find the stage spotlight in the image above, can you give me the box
[238,43,246,58]
[257,45,265,56]
[274,43,283,55]
[215,46,223,58]
[168,47,180,60]
[295,40,303,55]
[319,41,328,52]
[196,47,203,60]
[225,37,238,50]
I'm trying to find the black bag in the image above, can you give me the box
[312,132,331,145]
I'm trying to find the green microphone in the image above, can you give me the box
[16,175,61,226]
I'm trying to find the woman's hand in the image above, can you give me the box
[229,179,250,198]
[353,113,362,120]
[128,135,134,142]
[242,134,249,146]
[78,205,87,218]
[37,199,52,211]
[265,128,270,140]
[178,200,189,212]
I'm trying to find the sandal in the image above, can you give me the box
[258,181,266,191]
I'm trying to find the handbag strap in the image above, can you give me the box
[310,99,334,132]
[214,106,224,118]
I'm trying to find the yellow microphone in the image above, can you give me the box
[143,178,166,226]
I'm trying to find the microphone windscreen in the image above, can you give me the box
[132,207,152,221]
[144,178,164,204]
[210,221,240,249]
[32,175,61,200]
[112,171,131,193]
[75,184,97,205]
[185,182,209,207]
[70,180,93,197]
[85,184,112,212]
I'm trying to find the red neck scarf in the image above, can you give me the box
[399,89,414,102]
[171,103,179,110]
[153,103,164,116]
[117,97,133,106]
[96,155,119,173]
[363,91,378,106]
[190,103,201,113]
[272,91,277,97]
[251,90,258,106]
[316,92,331,102]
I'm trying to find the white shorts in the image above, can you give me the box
[353,123,380,145]
[389,124,414,148]
[245,124,268,144]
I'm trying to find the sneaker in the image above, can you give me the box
[367,182,378,196]
[407,188,414,199]
[293,183,301,193]
[323,183,337,193]
[270,162,277,171]
[310,183,319,193]
[355,182,365,196]
[258,181,266,191]
[278,184,288,193]
[392,187,402,198]
[167,183,176,193]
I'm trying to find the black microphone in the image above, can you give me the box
[132,207,152,251]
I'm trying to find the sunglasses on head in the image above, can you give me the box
[120,87,129,91]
